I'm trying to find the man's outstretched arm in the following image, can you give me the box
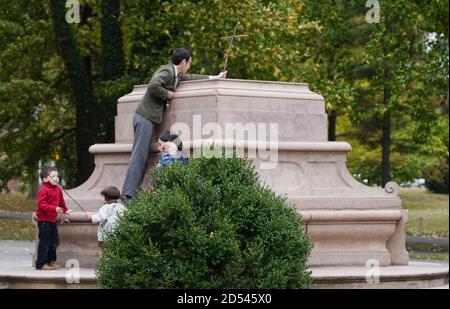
[179,71,227,81]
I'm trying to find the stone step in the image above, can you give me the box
[0,263,96,289]
[1,261,447,289]
[311,261,449,289]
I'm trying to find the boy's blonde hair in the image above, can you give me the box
[161,141,178,157]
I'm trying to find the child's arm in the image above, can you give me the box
[91,205,109,224]
[37,190,57,214]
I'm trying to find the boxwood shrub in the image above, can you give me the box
[96,155,312,288]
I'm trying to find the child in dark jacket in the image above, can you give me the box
[34,166,68,270]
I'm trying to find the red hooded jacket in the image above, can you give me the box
[35,182,68,222]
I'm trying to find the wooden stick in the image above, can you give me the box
[221,22,249,72]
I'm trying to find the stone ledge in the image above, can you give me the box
[311,261,449,289]
[88,141,353,154]
[0,211,32,220]
[300,210,402,222]
[1,261,446,289]
[188,140,352,152]
[0,264,96,289]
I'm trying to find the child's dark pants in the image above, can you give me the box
[35,221,59,268]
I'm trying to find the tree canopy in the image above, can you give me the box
[0,0,448,192]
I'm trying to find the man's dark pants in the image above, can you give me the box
[35,221,59,268]
[122,112,155,199]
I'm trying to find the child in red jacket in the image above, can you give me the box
[34,166,68,270]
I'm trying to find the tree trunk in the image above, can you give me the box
[101,0,125,80]
[328,110,337,141]
[381,16,392,188]
[100,0,126,142]
[381,100,391,186]
[49,0,96,186]
[27,165,40,199]
[327,51,337,142]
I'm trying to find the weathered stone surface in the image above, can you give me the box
[46,79,408,268]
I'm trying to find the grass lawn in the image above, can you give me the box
[0,193,36,240]
[406,243,449,261]
[399,188,449,238]
[0,192,36,212]
[408,251,449,261]
[0,219,35,240]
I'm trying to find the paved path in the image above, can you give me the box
[0,240,34,265]
[0,240,95,288]
[0,211,33,220]
[406,235,449,248]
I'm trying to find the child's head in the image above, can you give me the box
[40,166,59,186]
[159,130,183,151]
[100,186,121,203]
[160,141,178,157]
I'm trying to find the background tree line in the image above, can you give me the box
[0,0,448,195]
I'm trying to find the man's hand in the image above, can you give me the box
[218,71,227,79]
[167,91,175,100]
[56,207,63,215]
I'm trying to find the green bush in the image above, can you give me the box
[96,155,312,288]
[423,158,449,194]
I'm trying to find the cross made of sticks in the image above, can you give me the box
[221,22,249,72]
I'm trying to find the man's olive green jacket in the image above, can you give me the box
[135,62,207,124]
